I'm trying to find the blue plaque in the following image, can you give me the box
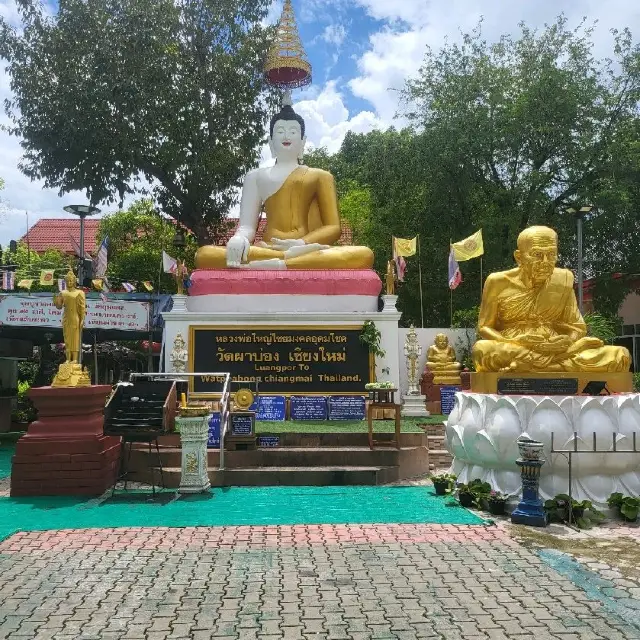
[290,396,328,421]
[207,413,220,448]
[249,395,286,421]
[258,436,280,448]
[440,386,461,416]
[231,413,254,436]
[328,396,366,421]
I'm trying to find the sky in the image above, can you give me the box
[1,0,640,247]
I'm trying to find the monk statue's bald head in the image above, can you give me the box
[515,225,558,286]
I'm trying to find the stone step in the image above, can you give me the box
[129,446,421,469]
[130,465,399,487]
[422,422,446,437]
[156,432,427,448]
[428,449,453,471]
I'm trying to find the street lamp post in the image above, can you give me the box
[567,205,593,315]
[63,205,101,366]
[63,205,101,286]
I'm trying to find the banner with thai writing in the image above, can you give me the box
[190,326,372,395]
[0,295,150,332]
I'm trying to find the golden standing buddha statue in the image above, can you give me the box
[472,226,630,374]
[426,333,462,385]
[52,271,90,387]
[195,104,374,270]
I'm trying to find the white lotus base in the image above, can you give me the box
[445,392,640,506]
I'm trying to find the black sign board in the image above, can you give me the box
[207,413,220,448]
[497,377,578,396]
[190,326,371,395]
[440,386,461,416]
[258,436,280,448]
[230,412,255,436]
[328,396,366,420]
[290,396,328,421]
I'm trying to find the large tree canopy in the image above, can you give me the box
[0,0,279,243]
[309,17,640,326]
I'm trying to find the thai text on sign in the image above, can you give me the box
[190,326,372,395]
[0,295,150,332]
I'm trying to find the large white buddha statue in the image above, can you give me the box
[195,104,374,270]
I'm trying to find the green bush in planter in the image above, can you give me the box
[544,494,605,529]
[429,473,457,495]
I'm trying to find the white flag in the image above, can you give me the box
[162,251,177,274]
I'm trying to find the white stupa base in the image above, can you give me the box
[402,394,429,417]
[445,391,640,507]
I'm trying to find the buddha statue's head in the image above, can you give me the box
[65,270,77,290]
[435,333,449,349]
[515,226,558,286]
[269,104,306,164]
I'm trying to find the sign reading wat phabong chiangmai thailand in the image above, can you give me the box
[189,326,372,395]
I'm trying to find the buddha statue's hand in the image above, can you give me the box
[283,243,329,259]
[567,336,604,355]
[270,238,306,250]
[226,236,250,267]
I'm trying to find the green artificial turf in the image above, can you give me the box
[255,416,443,434]
[0,485,483,541]
[0,444,13,479]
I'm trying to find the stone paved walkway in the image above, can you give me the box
[1,524,639,640]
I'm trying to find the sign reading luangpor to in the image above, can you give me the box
[0,295,150,332]
[189,325,373,396]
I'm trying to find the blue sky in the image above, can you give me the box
[2,0,640,247]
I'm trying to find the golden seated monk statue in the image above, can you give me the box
[472,226,630,373]
[195,104,374,270]
[426,333,462,385]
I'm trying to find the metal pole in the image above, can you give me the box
[417,234,424,328]
[78,214,85,286]
[577,214,584,314]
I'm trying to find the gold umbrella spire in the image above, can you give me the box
[264,0,312,100]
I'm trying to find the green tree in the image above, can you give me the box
[97,199,198,293]
[0,0,280,244]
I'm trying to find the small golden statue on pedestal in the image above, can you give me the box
[52,271,91,387]
[426,334,462,385]
[385,260,395,295]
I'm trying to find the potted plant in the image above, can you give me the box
[486,491,507,516]
[455,482,475,507]
[430,473,457,496]
[607,493,640,522]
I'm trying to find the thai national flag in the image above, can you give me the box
[122,282,136,293]
[448,247,462,290]
[95,236,109,278]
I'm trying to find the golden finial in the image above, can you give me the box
[264,0,312,98]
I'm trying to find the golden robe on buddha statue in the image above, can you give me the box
[473,226,630,373]
[195,105,373,270]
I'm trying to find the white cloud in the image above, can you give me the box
[321,24,347,47]
[349,0,640,125]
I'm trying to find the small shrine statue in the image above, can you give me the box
[385,260,395,295]
[404,325,422,395]
[175,260,188,296]
[426,333,462,385]
[473,226,630,372]
[51,270,90,387]
[170,333,188,373]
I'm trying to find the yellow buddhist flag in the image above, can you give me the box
[18,279,33,290]
[92,279,103,291]
[142,281,154,292]
[393,236,417,257]
[452,230,484,261]
[39,269,55,286]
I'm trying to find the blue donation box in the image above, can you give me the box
[328,396,366,420]
[290,396,328,421]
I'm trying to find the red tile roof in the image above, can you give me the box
[20,218,102,255]
[21,216,354,254]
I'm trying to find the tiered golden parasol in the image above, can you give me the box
[264,0,312,101]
